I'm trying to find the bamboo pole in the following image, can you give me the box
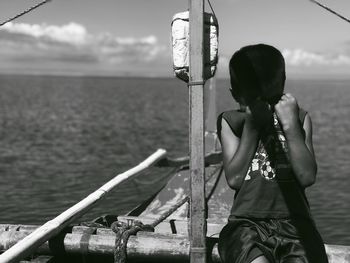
[0,229,221,262]
[188,0,207,263]
[0,149,167,263]
[1,225,349,263]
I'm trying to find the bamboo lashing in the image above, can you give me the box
[0,226,221,262]
[0,149,167,263]
[1,224,349,263]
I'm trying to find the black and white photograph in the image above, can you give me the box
[0,1,349,262]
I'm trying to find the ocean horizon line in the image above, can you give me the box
[0,71,349,82]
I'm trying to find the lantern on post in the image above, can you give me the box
[171,11,219,83]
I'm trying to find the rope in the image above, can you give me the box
[150,196,190,228]
[0,0,52,27]
[82,217,154,263]
[111,220,154,263]
[78,164,223,261]
[309,0,350,24]
[207,0,218,24]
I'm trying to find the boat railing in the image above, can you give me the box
[157,151,222,168]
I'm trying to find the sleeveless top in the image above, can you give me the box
[217,109,312,220]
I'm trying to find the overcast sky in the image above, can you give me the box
[0,0,349,78]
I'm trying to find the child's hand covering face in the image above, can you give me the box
[274,93,300,130]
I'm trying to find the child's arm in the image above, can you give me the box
[275,93,317,187]
[220,116,259,190]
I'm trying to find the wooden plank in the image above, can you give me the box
[0,226,349,262]
[188,0,206,263]
[140,164,222,221]
[326,245,350,263]
[19,255,53,263]
[0,149,167,263]
[156,151,222,167]
[0,225,39,232]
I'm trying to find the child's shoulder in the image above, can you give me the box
[217,109,246,138]
[221,109,246,123]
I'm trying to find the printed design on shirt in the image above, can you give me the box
[244,114,291,181]
[259,143,276,180]
[245,142,274,180]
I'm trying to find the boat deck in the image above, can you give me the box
[1,162,349,262]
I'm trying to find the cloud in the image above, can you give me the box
[0,22,170,75]
[2,22,88,45]
[2,21,349,77]
[216,48,350,78]
[282,48,350,66]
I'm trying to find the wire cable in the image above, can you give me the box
[309,0,350,24]
[0,0,52,27]
[207,0,218,23]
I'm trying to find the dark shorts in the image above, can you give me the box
[218,217,328,263]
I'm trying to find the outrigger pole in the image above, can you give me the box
[0,149,167,263]
[188,0,207,263]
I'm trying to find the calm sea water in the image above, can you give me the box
[0,75,349,245]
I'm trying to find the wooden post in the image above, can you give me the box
[188,0,207,263]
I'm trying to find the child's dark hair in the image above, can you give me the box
[229,44,286,106]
